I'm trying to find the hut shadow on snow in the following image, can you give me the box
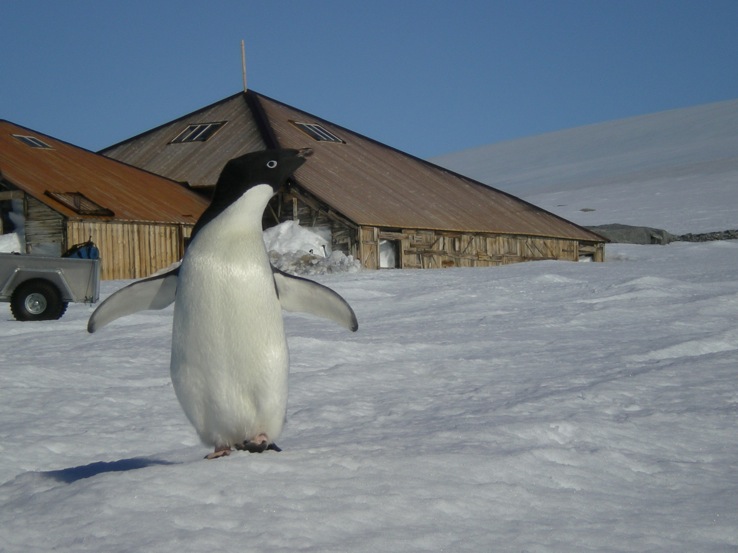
[42,457,177,483]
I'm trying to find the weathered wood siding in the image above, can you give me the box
[3,194,193,277]
[276,193,604,270]
[362,226,604,269]
[359,227,380,269]
[67,220,193,280]
[25,196,65,255]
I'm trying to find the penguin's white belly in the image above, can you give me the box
[170,248,288,448]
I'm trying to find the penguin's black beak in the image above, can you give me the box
[298,148,313,158]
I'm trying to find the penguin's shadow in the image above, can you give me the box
[42,457,178,484]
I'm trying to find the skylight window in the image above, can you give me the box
[169,122,226,144]
[291,121,345,143]
[45,191,114,217]
[12,134,52,149]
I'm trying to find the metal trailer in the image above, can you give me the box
[0,253,100,321]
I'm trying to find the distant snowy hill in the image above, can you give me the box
[432,99,738,235]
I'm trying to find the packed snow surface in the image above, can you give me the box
[2,240,737,551]
[2,101,738,551]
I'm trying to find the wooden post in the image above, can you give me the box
[241,40,247,92]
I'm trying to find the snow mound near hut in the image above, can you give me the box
[0,232,23,253]
[264,221,361,275]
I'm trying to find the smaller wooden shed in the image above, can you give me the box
[0,120,208,280]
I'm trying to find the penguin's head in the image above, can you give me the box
[216,148,312,198]
[191,148,312,238]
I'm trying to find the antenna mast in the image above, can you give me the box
[241,40,248,92]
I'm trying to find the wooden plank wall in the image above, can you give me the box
[398,229,580,268]
[359,227,379,269]
[277,194,605,270]
[368,227,602,269]
[25,196,65,255]
[67,220,193,280]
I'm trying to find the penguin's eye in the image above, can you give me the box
[266,160,278,169]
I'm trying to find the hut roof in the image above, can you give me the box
[0,120,208,225]
[102,91,604,242]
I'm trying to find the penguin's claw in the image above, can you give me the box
[235,440,282,453]
[205,447,232,460]
[205,440,281,459]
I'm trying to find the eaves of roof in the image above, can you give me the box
[0,120,208,224]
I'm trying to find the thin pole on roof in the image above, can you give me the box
[241,40,248,92]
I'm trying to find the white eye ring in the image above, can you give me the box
[266,160,278,169]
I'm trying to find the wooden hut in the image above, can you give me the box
[0,120,208,280]
[102,91,606,268]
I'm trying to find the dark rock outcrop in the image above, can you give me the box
[587,224,738,245]
[586,224,678,245]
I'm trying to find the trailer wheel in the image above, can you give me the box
[10,279,69,321]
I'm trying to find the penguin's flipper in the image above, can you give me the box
[272,268,358,332]
[87,267,180,333]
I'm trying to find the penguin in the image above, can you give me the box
[88,148,358,458]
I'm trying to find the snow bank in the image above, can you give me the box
[264,221,361,275]
[0,232,22,253]
[263,220,330,257]
[269,250,361,275]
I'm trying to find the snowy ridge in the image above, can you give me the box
[433,98,738,234]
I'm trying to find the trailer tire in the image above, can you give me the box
[10,279,68,321]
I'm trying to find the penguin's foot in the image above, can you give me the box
[235,435,282,453]
[205,446,233,460]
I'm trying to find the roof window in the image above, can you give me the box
[169,122,226,144]
[45,191,114,217]
[12,134,52,149]
[291,121,345,144]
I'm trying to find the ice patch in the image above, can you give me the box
[533,274,581,284]
[577,276,684,304]
[627,329,738,362]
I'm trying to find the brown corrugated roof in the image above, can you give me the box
[253,96,601,241]
[101,93,266,188]
[258,93,603,241]
[0,120,208,224]
[101,91,604,242]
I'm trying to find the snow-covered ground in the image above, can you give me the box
[2,102,738,551]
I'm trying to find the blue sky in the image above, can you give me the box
[2,0,737,158]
